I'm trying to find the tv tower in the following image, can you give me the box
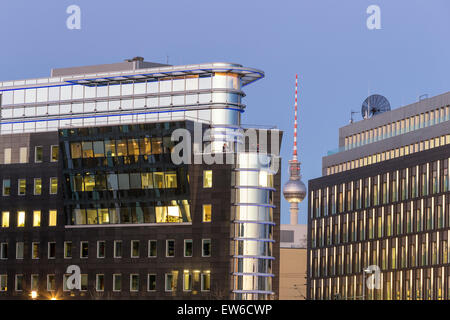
[282,74,306,225]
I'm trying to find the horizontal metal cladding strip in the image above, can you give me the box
[233,238,275,243]
[234,186,276,192]
[0,88,245,108]
[0,103,244,121]
[0,67,264,91]
[233,203,276,208]
[65,222,192,228]
[63,67,264,87]
[233,220,276,225]
[232,272,275,277]
[233,168,278,174]
[232,290,274,295]
[233,255,275,260]
[0,106,245,125]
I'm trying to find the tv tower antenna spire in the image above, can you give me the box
[282,74,307,225]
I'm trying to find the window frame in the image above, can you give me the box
[184,239,193,258]
[147,274,156,292]
[50,145,59,162]
[34,146,43,163]
[202,239,211,257]
[80,241,89,259]
[148,240,157,258]
[166,239,175,257]
[49,177,58,195]
[97,240,106,259]
[130,273,139,292]
[114,240,122,258]
[48,242,56,259]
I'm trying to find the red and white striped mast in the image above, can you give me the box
[283,74,306,225]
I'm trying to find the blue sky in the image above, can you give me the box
[0,0,449,224]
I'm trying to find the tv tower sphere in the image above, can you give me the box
[282,74,306,225]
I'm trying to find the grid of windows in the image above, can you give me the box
[311,156,450,300]
[328,134,450,176]
[343,106,450,152]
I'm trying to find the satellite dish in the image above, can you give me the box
[361,94,391,119]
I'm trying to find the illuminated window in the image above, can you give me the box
[148,274,156,291]
[82,141,94,158]
[50,145,59,162]
[202,239,211,257]
[184,239,193,257]
[1,212,9,228]
[127,139,140,156]
[96,274,105,292]
[183,272,192,292]
[70,142,82,159]
[17,211,25,227]
[202,204,212,222]
[4,148,11,164]
[130,274,139,292]
[34,178,42,195]
[166,240,175,257]
[50,177,58,194]
[35,146,43,163]
[32,242,39,259]
[33,211,41,227]
[141,173,154,189]
[31,275,38,291]
[165,172,177,188]
[131,240,140,258]
[84,175,95,192]
[19,147,27,163]
[116,139,127,157]
[2,179,10,196]
[203,170,212,188]
[113,274,122,292]
[98,208,109,224]
[80,274,88,291]
[153,172,164,188]
[47,274,56,291]
[201,272,211,291]
[49,210,57,226]
[104,140,116,157]
[18,179,26,195]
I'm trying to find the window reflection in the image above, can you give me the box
[72,201,191,225]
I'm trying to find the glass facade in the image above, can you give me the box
[310,156,450,300]
[60,122,191,226]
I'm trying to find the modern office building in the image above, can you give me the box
[308,91,450,300]
[0,57,282,300]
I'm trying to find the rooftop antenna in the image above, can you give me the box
[349,110,358,123]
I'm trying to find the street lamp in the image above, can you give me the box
[30,291,38,299]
